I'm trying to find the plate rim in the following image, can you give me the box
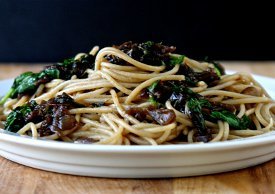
[0,130,274,153]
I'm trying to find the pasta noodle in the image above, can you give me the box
[0,41,274,145]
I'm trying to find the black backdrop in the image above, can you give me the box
[0,0,274,62]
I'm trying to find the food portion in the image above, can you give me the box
[0,41,274,145]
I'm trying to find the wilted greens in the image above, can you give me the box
[0,54,95,105]
[106,41,185,66]
[144,80,252,142]
[5,101,37,133]
[4,93,83,136]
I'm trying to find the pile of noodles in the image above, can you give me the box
[0,46,274,145]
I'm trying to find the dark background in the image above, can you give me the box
[0,0,274,62]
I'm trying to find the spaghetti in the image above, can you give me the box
[0,41,274,145]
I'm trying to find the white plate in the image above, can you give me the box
[0,72,274,178]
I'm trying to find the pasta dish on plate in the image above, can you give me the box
[0,41,274,145]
